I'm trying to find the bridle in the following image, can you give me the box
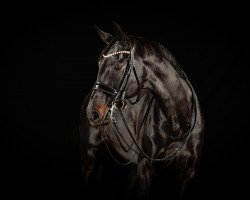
[90,46,197,165]
[93,47,140,122]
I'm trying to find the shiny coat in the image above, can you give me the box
[80,23,204,200]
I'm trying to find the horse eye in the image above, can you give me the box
[114,65,121,70]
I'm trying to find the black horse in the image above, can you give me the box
[79,23,204,200]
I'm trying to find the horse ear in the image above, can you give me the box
[94,25,113,45]
[112,21,129,44]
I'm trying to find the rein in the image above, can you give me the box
[92,47,197,165]
[116,79,197,162]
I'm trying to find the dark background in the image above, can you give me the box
[2,5,249,199]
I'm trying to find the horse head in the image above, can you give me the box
[86,22,147,126]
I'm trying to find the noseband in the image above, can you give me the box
[92,47,138,122]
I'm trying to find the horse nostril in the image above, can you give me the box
[92,110,100,120]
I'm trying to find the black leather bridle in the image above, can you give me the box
[92,47,139,122]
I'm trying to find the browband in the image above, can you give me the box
[103,50,131,58]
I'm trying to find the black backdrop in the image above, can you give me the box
[2,6,249,200]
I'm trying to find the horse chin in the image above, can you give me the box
[89,118,111,127]
[101,116,112,126]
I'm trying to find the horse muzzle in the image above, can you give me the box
[87,103,111,126]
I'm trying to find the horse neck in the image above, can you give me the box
[145,59,193,133]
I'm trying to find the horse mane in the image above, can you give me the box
[130,36,187,80]
[99,34,186,80]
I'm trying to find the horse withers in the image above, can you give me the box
[79,23,204,199]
